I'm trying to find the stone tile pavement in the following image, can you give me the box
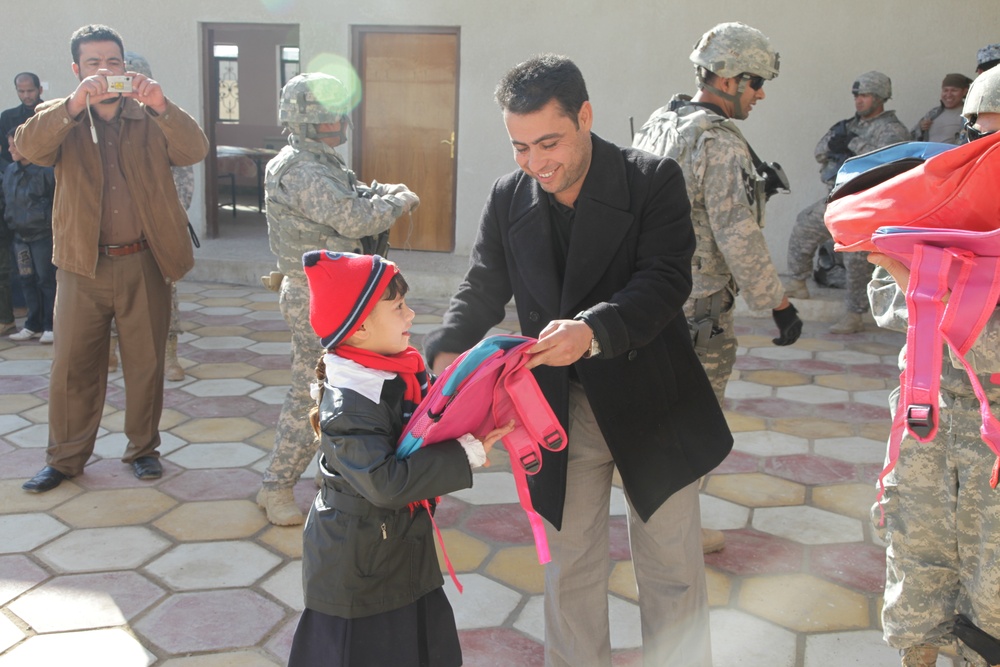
[0,280,963,666]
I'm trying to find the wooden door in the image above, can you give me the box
[353,28,459,252]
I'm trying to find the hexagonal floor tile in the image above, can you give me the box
[51,488,177,528]
[167,442,266,470]
[0,628,154,665]
[710,608,797,667]
[147,541,281,590]
[486,545,545,594]
[0,513,69,553]
[154,499,268,541]
[134,589,286,654]
[738,573,870,632]
[705,473,805,508]
[448,471,519,505]
[260,560,303,611]
[733,431,809,457]
[9,571,165,632]
[36,526,170,573]
[446,573,522,630]
[753,505,864,545]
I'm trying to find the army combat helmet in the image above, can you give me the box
[963,65,1000,140]
[690,22,779,120]
[278,72,352,144]
[852,71,892,102]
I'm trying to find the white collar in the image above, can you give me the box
[322,353,397,405]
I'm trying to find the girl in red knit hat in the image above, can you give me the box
[288,250,513,667]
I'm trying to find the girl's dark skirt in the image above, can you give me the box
[287,587,462,666]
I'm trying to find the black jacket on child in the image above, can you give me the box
[302,366,473,619]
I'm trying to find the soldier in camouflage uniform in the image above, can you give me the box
[870,67,1000,667]
[785,71,909,334]
[257,72,419,525]
[108,52,190,382]
[633,22,802,555]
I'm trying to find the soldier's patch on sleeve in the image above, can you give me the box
[741,167,756,206]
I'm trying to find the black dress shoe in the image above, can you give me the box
[22,466,68,493]
[132,456,163,480]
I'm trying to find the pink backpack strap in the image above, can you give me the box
[876,244,1000,525]
[899,243,952,441]
[490,346,568,564]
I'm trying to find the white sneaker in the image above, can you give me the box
[9,328,41,341]
[39,331,54,345]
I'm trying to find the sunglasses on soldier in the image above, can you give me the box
[741,74,766,91]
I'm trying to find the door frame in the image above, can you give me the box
[350,25,461,251]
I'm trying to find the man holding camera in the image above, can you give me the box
[15,24,208,492]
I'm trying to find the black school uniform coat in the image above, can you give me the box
[423,133,733,529]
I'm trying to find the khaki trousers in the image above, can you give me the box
[46,250,171,475]
[543,383,712,667]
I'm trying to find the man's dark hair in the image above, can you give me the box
[14,72,40,88]
[6,126,17,138]
[70,24,124,65]
[494,54,589,127]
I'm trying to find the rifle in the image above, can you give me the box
[953,615,1000,664]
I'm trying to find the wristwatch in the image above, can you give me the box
[582,337,601,359]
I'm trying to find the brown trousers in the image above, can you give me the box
[46,250,171,475]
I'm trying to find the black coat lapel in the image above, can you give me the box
[561,136,633,313]
[508,175,562,314]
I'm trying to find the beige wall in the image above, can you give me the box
[3,1,994,269]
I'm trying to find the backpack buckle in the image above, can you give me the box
[905,404,934,439]
[541,430,563,451]
[519,451,540,474]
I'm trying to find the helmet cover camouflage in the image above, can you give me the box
[689,22,780,81]
[124,51,152,78]
[964,65,1000,119]
[279,73,351,126]
[977,43,1000,70]
[852,71,892,101]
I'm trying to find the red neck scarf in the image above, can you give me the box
[334,345,428,420]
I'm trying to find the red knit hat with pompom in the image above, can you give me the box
[302,250,398,349]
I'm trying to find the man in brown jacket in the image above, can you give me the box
[16,24,208,492]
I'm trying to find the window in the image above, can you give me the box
[214,43,239,123]
[280,46,300,87]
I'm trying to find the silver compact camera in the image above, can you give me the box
[106,75,133,93]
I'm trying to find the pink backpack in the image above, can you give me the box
[398,334,567,588]
[871,227,1000,503]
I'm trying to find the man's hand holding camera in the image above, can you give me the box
[68,69,167,118]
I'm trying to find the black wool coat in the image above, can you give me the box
[423,133,733,528]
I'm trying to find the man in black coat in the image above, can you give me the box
[422,54,732,667]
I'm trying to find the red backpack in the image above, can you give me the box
[823,134,1000,515]
[398,334,567,588]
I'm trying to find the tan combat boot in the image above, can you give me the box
[830,312,864,334]
[165,333,184,381]
[784,278,810,299]
[108,336,119,372]
[702,528,725,554]
[256,487,304,526]
[900,644,938,666]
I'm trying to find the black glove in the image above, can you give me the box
[827,132,855,156]
[772,303,802,346]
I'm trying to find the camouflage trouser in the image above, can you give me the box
[684,290,736,405]
[786,198,831,281]
[262,271,322,490]
[787,197,871,314]
[874,387,1000,667]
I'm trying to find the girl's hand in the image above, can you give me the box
[480,420,516,464]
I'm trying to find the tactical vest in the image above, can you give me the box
[634,104,766,296]
[265,144,361,274]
